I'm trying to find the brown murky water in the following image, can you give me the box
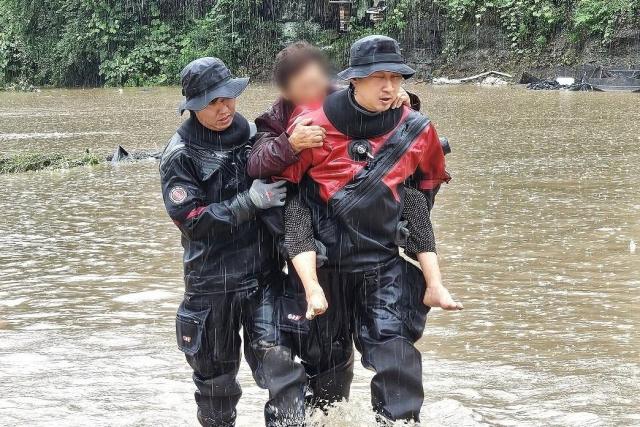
[1,85,638,426]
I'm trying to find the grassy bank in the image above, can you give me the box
[0,152,101,174]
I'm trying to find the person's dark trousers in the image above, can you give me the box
[284,269,355,410]
[293,257,428,422]
[350,257,430,423]
[284,256,428,422]
[175,270,307,427]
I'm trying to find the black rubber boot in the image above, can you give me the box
[193,372,242,427]
[366,337,424,422]
[256,345,307,427]
[307,353,355,411]
[197,408,236,427]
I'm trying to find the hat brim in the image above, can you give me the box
[337,63,415,80]
[179,77,249,114]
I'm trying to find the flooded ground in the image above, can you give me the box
[0,84,639,426]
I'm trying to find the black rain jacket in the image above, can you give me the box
[159,113,279,293]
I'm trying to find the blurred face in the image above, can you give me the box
[351,71,403,112]
[281,61,331,107]
[195,97,236,131]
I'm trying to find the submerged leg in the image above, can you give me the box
[354,258,430,423]
[177,293,243,427]
[301,269,355,410]
[243,278,307,427]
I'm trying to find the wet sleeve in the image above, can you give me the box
[411,124,451,208]
[247,111,299,178]
[160,153,256,240]
[284,196,316,259]
[402,186,436,256]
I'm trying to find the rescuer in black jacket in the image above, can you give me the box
[159,57,306,427]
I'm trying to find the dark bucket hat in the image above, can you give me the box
[337,35,415,80]
[178,57,249,114]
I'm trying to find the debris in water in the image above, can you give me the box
[527,79,594,91]
[479,76,508,86]
[459,70,513,83]
[555,77,575,86]
[434,71,513,85]
[110,145,130,164]
[433,77,462,85]
[630,240,636,254]
[106,146,162,162]
[0,152,101,174]
[0,146,162,174]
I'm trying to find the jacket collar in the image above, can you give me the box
[323,87,403,139]
[178,112,250,151]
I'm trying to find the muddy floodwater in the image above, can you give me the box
[0,84,639,426]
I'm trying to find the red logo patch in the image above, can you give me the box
[169,186,188,204]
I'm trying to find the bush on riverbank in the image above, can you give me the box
[1,0,638,88]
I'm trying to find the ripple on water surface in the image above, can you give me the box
[0,85,639,426]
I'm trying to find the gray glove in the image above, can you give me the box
[248,179,287,209]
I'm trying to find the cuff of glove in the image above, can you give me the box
[231,191,257,225]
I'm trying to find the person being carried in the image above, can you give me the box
[159,57,306,427]
[247,42,449,319]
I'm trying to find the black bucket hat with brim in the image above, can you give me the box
[337,35,415,80]
[178,57,249,114]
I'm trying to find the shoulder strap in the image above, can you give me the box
[331,111,430,218]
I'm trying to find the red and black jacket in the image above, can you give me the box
[278,88,449,272]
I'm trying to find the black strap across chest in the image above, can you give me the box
[330,111,430,218]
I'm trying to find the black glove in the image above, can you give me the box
[248,179,287,209]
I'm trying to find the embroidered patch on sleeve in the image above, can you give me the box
[169,186,188,204]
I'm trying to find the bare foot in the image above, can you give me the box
[423,282,463,310]
[305,284,328,320]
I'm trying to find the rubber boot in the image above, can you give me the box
[307,353,354,412]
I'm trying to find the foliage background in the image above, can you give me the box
[0,0,638,87]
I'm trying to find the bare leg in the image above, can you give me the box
[416,252,463,310]
[291,251,328,319]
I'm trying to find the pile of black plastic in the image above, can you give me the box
[526,79,561,90]
[521,68,640,92]
[521,72,593,91]
[107,146,162,163]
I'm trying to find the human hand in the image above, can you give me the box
[289,118,326,154]
[305,282,328,320]
[391,87,411,109]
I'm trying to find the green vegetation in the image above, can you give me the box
[1,0,637,88]
[0,151,101,174]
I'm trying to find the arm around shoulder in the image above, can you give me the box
[247,110,299,178]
